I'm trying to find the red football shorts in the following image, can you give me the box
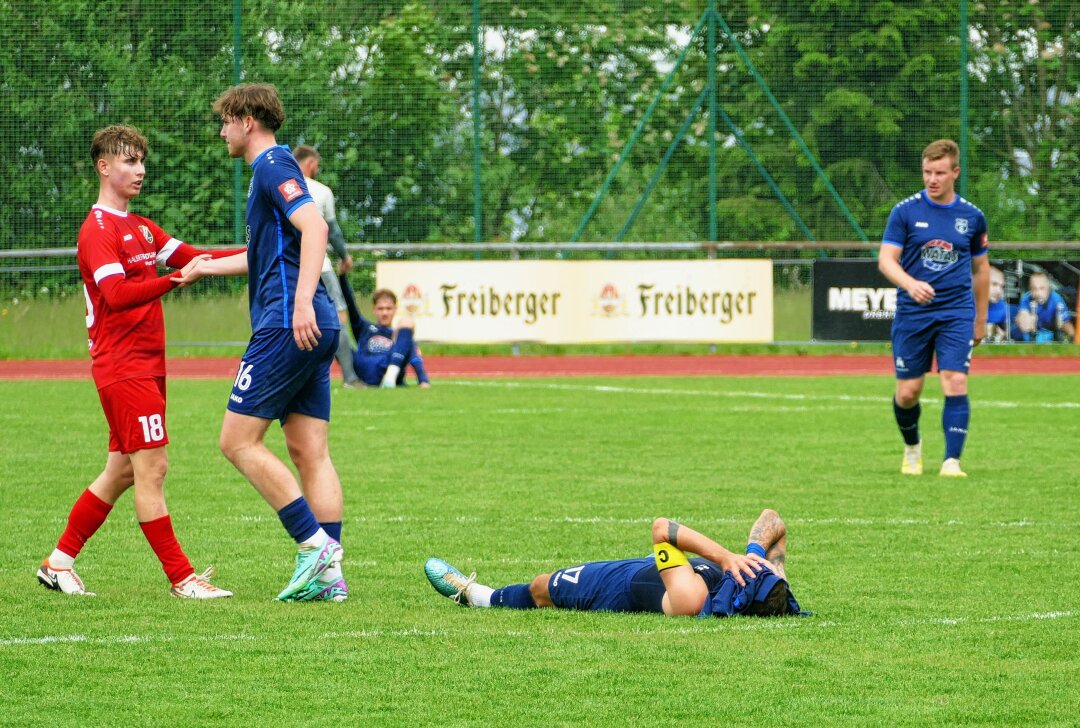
[97,376,169,454]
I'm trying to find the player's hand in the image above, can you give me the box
[338,255,354,275]
[292,300,321,351]
[171,254,212,288]
[906,280,935,305]
[720,552,768,587]
[972,319,986,347]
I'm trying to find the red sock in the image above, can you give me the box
[56,489,114,559]
[139,515,194,585]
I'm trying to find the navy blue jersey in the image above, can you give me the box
[245,145,339,333]
[353,313,429,385]
[547,556,802,617]
[882,191,988,317]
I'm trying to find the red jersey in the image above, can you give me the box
[78,205,177,388]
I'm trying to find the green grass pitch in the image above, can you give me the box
[2,374,1078,725]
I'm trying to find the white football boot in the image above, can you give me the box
[901,442,923,475]
[38,562,95,596]
[171,566,233,599]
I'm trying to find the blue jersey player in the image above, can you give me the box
[425,509,805,619]
[203,83,347,602]
[878,139,990,478]
[338,275,430,389]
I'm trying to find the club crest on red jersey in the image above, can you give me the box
[139,225,154,244]
[277,178,304,202]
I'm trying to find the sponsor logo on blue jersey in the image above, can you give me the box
[920,239,958,272]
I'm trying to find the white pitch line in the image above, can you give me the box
[442,379,1080,410]
[213,514,1080,529]
[3,610,1074,648]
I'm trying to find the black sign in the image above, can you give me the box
[812,261,894,341]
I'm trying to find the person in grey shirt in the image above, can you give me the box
[294,144,359,386]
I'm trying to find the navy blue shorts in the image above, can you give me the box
[354,354,392,387]
[227,328,339,423]
[891,313,974,379]
[547,557,655,613]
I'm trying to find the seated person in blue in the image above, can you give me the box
[985,266,1018,342]
[338,276,430,389]
[425,509,805,618]
[1014,271,1075,343]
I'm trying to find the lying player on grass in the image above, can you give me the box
[425,509,805,617]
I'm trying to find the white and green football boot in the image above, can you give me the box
[424,557,476,606]
[277,538,342,601]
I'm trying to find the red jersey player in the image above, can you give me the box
[37,125,240,598]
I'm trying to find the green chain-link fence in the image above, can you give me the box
[2,0,1076,253]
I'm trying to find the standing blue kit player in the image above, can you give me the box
[425,510,805,619]
[199,83,348,601]
[878,139,990,478]
[338,275,430,389]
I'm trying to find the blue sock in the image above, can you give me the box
[746,543,767,559]
[942,394,970,460]
[390,328,415,369]
[320,521,342,544]
[490,584,537,610]
[893,398,921,446]
[277,497,321,544]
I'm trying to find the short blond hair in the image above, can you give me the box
[213,83,285,132]
[293,144,320,163]
[922,139,959,168]
[91,125,148,165]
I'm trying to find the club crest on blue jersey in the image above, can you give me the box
[954,218,969,234]
[920,239,958,272]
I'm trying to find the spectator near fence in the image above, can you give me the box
[1014,271,1075,343]
[985,265,1017,343]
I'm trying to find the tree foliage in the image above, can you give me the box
[0,0,1075,253]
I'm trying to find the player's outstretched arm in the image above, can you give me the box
[191,252,248,277]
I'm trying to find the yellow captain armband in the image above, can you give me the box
[653,542,690,571]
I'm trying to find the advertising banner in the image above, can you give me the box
[812,261,894,341]
[375,260,773,343]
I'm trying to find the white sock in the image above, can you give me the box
[299,528,328,550]
[49,549,75,570]
[466,583,494,608]
[319,562,343,583]
[381,365,401,386]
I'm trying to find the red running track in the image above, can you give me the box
[2,354,1079,380]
